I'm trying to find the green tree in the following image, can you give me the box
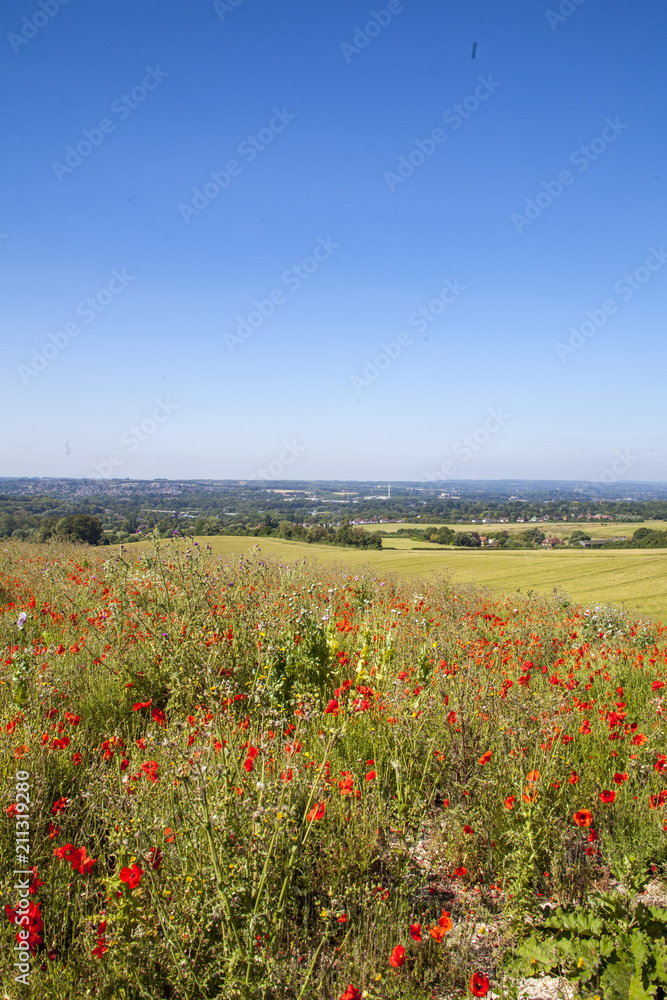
[518,527,546,546]
[56,514,103,545]
[453,532,481,547]
[489,530,510,547]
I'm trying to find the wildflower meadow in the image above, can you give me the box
[1,535,666,999]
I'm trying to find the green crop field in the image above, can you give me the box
[122,536,667,623]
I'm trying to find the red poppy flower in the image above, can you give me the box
[453,866,467,878]
[6,899,43,954]
[438,910,453,931]
[148,847,163,870]
[429,925,446,942]
[613,772,628,784]
[76,848,95,875]
[655,755,667,774]
[573,809,593,827]
[389,945,405,968]
[339,986,361,1000]
[463,825,473,835]
[337,913,347,923]
[366,770,377,782]
[526,770,540,783]
[409,922,422,941]
[151,708,166,726]
[54,844,95,874]
[306,801,326,823]
[478,751,492,765]
[164,828,175,843]
[599,789,616,804]
[243,758,254,773]
[569,772,580,784]
[140,761,159,783]
[470,972,490,997]
[579,720,591,734]
[652,680,665,691]
[324,699,339,715]
[119,863,143,889]
[504,795,515,810]
[631,733,647,746]
[29,868,45,892]
[132,700,152,711]
[339,774,355,795]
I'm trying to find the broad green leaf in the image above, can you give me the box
[628,974,656,1000]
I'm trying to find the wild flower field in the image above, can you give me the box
[1,536,666,999]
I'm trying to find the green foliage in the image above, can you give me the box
[631,528,667,548]
[56,514,103,545]
[605,528,667,550]
[517,527,546,546]
[489,530,510,547]
[510,874,667,1000]
[260,616,335,713]
[453,531,481,547]
[417,526,455,545]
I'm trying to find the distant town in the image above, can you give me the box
[1,477,667,548]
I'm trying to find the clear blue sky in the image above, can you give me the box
[1,0,665,484]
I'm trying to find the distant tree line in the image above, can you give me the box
[398,526,610,549]
[197,517,382,550]
[604,527,667,549]
[399,526,554,549]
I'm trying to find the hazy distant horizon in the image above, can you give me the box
[4,475,667,493]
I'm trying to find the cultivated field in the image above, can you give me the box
[378,520,663,539]
[127,536,667,622]
[1,537,666,999]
